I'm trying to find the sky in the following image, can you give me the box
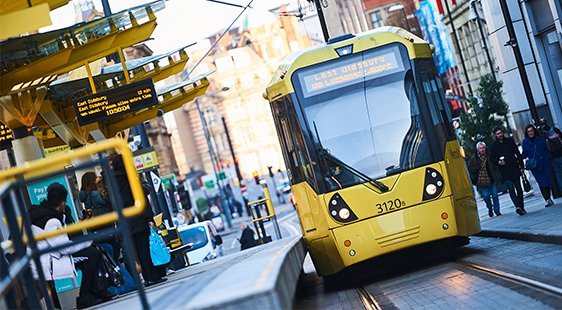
[44,0,302,54]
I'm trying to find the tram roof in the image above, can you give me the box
[264,27,433,102]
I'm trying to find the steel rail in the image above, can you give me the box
[458,261,562,297]
[357,287,383,310]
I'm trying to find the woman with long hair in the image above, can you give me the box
[79,172,112,217]
[522,124,555,207]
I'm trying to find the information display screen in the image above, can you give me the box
[297,45,405,98]
[0,122,13,146]
[73,79,159,126]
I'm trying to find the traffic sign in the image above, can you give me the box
[151,171,162,192]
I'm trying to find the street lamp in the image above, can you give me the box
[194,87,233,228]
[387,3,410,32]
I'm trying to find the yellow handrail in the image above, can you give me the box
[0,139,145,241]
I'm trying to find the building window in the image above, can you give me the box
[370,10,384,28]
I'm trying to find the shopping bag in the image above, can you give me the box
[149,228,171,266]
[521,174,532,192]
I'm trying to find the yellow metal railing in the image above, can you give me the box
[0,138,145,241]
[247,186,281,243]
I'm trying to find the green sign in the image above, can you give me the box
[204,180,215,189]
[161,174,177,191]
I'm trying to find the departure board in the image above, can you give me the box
[73,79,159,126]
[298,45,405,98]
[0,122,13,145]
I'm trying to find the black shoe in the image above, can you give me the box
[145,277,168,287]
[488,209,494,217]
[94,290,114,302]
[495,211,502,216]
[516,207,525,215]
[77,293,102,309]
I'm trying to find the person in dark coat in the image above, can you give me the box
[238,223,258,250]
[539,118,562,192]
[522,124,555,207]
[490,127,526,215]
[468,141,503,217]
[112,155,166,287]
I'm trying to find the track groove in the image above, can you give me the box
[458,260,562,297]
[357,287,383,310]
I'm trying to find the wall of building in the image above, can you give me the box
[482,0,562,140]
[363,0,421,36]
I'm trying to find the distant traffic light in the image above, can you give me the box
[253,171,260,185]
[177,187,191,209]
[267,165,274,177]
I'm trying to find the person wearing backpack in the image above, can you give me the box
[539,118,562,193]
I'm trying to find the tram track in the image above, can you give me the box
[457,260,562,298]
[356,286,383,310]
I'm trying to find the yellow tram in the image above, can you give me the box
[264,27,480,276]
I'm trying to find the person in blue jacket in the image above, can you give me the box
[522,124,555,207]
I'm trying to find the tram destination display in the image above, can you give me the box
[73,79,159,126]
[0,122,13,147]
[298,45,405,98]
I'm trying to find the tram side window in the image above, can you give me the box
[279,118,302,182]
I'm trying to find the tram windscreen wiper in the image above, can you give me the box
[312,122,389,193]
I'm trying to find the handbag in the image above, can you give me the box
[521,174,532,192]
[96,245,124,287]
[524,144,538,170]
[149,228,171,266]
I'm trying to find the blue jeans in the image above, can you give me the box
[504,178,524,209]
[553,157,562,191]
[478,183,500,213]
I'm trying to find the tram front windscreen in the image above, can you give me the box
[292,44,434,190]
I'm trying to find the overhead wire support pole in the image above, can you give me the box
[442,0,473,96]
[187,0,254,77]
[195,98,232,228]
[498,0,539,125]
[311,0,330,42]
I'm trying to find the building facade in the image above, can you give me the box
[441,0,498,94]
[482,0,562,140]
[363,0,421,36]
[173,7,312,179]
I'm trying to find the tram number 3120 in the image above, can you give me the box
[376,199,406,214]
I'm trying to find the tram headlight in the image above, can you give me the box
[338,208,350,219]
[328,193,358,223]
[425,184,437,195]
[422,167,444,201]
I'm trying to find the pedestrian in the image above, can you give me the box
[238,223,258,251]
[79,172,112,217]
[539,118,562,192]
[79,171,120,261]
[490,127,527,215]
[468,142,502,217]
[112,155,167,287]
[522,124,555,207]
[29,182,108,309]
